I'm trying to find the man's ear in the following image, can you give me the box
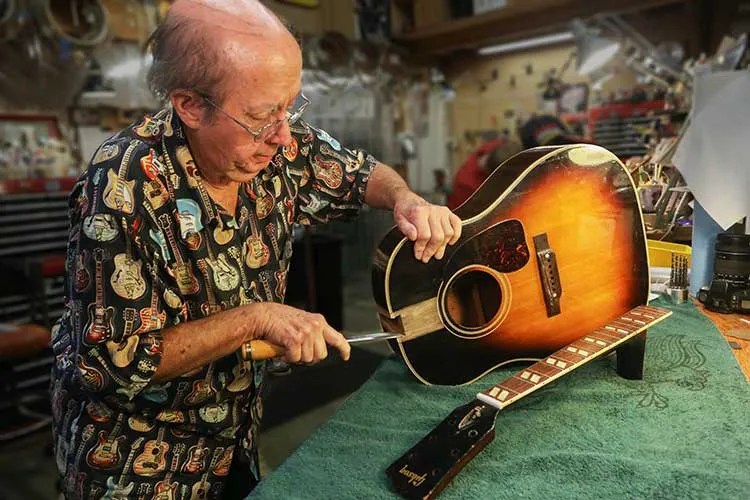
[170,89,206,129]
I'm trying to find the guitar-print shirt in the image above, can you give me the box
[49,105,376,498]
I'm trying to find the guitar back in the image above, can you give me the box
[372,145,649,385]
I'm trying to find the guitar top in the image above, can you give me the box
[372,145,650,385]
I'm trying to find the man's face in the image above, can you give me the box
[191,37,303,184]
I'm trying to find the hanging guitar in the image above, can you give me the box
[372,144,651,385]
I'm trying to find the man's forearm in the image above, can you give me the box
[364,161,421,210]
[152,304,259,382]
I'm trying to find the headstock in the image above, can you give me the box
[386,400,500,499]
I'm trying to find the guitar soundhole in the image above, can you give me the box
[444,270,501,330]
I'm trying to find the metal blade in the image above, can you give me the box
[344,332,402,345]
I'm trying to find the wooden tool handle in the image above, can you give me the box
[240,340,285,361]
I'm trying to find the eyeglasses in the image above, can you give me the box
[200,92,310,143]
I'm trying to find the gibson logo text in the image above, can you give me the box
[399,465,427,487]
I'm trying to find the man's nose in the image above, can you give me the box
[268,120,293,147]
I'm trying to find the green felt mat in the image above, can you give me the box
[249,299,750,499]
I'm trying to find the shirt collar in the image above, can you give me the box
[159,104,221,224]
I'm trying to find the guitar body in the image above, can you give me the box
[227,363,251,393]
[75,250,91,292]
[214,224,234,245]
[135,306,166,335]
[102,476,134,499]
[372,145,649,385]
[132,439,169,476]
[111,253,147,299]
[144,178,169,209]
[191,478,211,500]
[212,447,233,477]
[244,235,270,269]
[84,303,116,344]
[77,356,105,391]
[311,154,343,188]
[128,415,155,433]
[106,334,139,368]
[185,379,215,406]
[172,263,200,295]
[183,443,209,474]
[103,168,136,215]
[149,228,171,262]
[206,253,240,291]
[153,479,178,500]
[87,431,125,470]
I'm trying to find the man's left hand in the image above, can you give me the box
[393,192,462,263]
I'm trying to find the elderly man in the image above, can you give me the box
[49,1,461,498]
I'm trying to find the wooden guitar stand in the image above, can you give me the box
[616,331,647,380]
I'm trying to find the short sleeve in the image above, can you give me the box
[290,122,376,225]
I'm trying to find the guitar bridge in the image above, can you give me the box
[533,233,562,316]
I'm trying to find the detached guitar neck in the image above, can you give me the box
[477,305,671,410]
[386,305,672,500]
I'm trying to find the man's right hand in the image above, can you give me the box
[247,302,351,364]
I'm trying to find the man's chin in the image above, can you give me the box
[231,162,270,181]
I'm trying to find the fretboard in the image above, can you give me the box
[94,254,103,305]
[476,305,672,410]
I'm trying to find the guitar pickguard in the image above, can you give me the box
[443,219,529,279]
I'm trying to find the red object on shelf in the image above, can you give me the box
[588,100,666,121]
[562,100,666,129]
[559,112,587,123]
[0,176,78,195]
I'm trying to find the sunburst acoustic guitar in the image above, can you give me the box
[371,144,651,386]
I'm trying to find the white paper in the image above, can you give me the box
[672,70,750,230]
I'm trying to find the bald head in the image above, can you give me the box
[147,0,301,104]
[170,0,290,39]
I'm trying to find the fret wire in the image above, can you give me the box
[601,324,626,336]
[500,375,536,394]
[622,314,647,326]
[570,338,606,356]
[485,384,519,397]
[516,368,549,385]
[610,319,636,332]
[584,333,615,349]
[577,335,608,348]
[592,329,620,342]
[552,349,583,364]
[564,342,592,355]
[527,360,563,377]
[641,305,664,313]
[482,385,518,402]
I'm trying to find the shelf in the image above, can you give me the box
[392,0,687,56]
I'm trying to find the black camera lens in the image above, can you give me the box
[714,233,750,281]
